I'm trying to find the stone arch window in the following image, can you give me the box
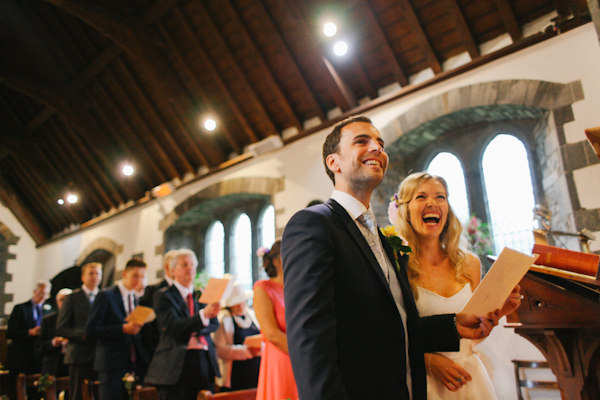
[230,213,252,290]
[205,221,225,278]
[426,152,470,225]
[482,134,536,255]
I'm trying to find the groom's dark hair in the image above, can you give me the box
[322,115,373,184]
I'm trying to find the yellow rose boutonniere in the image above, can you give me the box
[380,225,412,271]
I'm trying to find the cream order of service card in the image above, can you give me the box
[462,247,538,316]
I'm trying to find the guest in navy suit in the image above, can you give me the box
[86,258,150,400]
[6,280,51,398]
[282,115,503,400]
[57,262,103,400]
[145,249,221,400]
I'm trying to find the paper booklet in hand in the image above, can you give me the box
[125,306,156,325]
[243,334,263,348]
[199,273,237,304]
[462,247,538,316]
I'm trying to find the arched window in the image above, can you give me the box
[231,213,252,290]
[205,221,225,278]
[427,152,470,224]
[257,205,275,280]
[482,134,535,255]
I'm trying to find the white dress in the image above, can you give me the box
[416,284,498,400]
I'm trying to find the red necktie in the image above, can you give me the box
[188,293,209,348]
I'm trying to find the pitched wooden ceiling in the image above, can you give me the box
[0,0,591,245]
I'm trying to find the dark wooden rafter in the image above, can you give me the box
[195,2,277,139]
[218,0,302,130]
[251,0,326,121]
[43,0,189,103]
[173,7,259,144]
[553,0,574,17]
[397,0,443,74]
[360,0,409,87]
[45,120,117,210]
[442,0,480,59]
[102,66,182,179]
[6,158,69,231]
[0,173,49,244]
[493,0,522,42]
[348,56,379,100]
[113,58,196,173]
[89,79,169,184]
[156,23,240,156]
[283,0,357,110]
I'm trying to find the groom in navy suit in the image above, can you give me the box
[282,115,502,400]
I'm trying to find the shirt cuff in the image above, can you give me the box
[199,309,210,326]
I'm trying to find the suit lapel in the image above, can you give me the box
[167,285,190,317]
[327,199,394,299]
[112,286,127,317]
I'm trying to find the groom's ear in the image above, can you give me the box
[326,153,340,175]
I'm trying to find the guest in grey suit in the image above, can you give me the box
[145,249,221,400]
[57,262,102,400]
[39,288,72,377]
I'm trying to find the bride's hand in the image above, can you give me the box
[425,353,472,392]
[500,285,522,317]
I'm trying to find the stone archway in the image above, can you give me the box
[0,222,19,319]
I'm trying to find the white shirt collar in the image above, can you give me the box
[164,275,174,286]
[173,280,193,300]
[331,190,370,221]
[117,281,135,298]
[81,285,99,296]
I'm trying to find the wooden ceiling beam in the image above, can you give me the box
[194,1,276,139]
[397,0,442,74]
[90,79,169,184]
[252,0,326,122]
[157,23,238,157]
[442,0,480,59]
[493,0,522,42]
[43,0,189,103]
[113,58,195,174]
[8,158,68,231]
[348,56,378,100]
[360,0,409,87]
[218,0,302,131]
[174,7,259,144]
[281,0,356,110]
[0,174,48,245]
[102,68,182,180]
[47,120,117,210]
[553,0,573,17]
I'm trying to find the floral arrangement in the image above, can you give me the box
[194,270,210,294]
[380,225,411,271]
[122,372,137,400]
[466,215,493,258]
[256,247,270,258]
[34,373,52,393]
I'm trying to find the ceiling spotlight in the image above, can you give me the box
[66,194,78,204]
[122,164,134,176]
[333,41,348,56]
[57,199,64,205]
[324,22,337,37]
[204,119,217,131]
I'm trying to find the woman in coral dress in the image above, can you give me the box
[254,240,298,400]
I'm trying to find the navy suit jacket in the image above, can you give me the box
[139,279,169,355]
[282,199,459,400]
[6,300,52,371]
[56,288,96,365]
[86,286,149,371]
[144,284,219,386]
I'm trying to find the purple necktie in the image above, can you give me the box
[35,304,42,326]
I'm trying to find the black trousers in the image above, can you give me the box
[158,350,215,400]
[68,363,95,400]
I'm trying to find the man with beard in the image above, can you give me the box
[281,115,506,400]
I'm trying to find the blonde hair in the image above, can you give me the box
[393,172,470,298]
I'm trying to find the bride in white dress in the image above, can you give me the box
[391,172,520,400]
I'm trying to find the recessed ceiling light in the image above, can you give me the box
[324,22,337,37]
[123,165,134,176]
[57,199,64,205]
[204,119,217,131]
[333,41,348,56]
[66,194,78,204]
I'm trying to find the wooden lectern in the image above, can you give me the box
[509,267,600,399]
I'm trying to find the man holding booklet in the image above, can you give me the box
[144,249,221,400]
